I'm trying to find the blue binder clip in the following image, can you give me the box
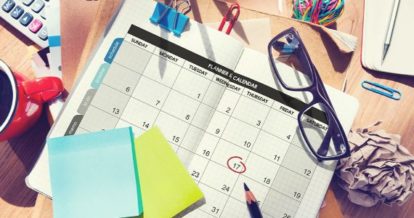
[150,0,191,37]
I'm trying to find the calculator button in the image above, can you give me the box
[10,6,24,19]
[28,19,43,33]
[40,8,46,19]
[38,27,48,40]
[23,0,35,6]
[2,0,15,13]
[31,0,44,13]
[19,12,33,26]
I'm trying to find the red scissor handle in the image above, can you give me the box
[218,3,240,35]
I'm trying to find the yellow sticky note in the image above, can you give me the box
[135,127,204,218]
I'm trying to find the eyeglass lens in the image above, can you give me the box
[269,32,314,90]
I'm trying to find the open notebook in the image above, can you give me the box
[362,0,414,75]
[27,0,359,217]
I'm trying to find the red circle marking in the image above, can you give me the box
[226,156,247,174]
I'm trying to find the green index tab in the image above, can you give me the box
[134,127,204,217]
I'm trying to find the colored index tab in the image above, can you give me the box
[105,38,123,63]
[134,127,204,217]
[48,128,143,218]
[91,63,110,89]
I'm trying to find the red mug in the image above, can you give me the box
[0,60,64,141]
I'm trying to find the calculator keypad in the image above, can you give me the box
[0,0,48,47]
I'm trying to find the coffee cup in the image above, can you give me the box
[0,60,64,141]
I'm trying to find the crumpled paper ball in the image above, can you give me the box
[336,121,414,207]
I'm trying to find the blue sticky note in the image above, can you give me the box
[48,128,142,218]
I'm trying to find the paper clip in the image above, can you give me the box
[361,80,401,100]
[150,0,191,37]
[218,3,240,35]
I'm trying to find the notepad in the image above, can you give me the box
[135,127,204,217]
[47,127,142,218]
[28,0,359,217]
[362,0,414,75]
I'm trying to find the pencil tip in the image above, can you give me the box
[244,183,249,191]
[382,45,389,64]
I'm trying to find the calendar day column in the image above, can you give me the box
[79,38,154,132]
[196,78,244,217]
[223,88,276,217]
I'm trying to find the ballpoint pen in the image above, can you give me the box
[382,0,401,63]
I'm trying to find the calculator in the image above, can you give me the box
[0,0,48,48]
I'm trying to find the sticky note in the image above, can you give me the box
[135,127,204,217]
[48,128,142,218]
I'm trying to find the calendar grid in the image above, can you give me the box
[99,65,300,148]
[79,109,314,189]
[70,25,333,218]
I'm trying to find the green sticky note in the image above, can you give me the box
[135,127,204,218]
[48,127,143,218]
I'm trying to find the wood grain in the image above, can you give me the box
[1,0,414,217]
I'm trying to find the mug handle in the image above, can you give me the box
[22,77,64,102]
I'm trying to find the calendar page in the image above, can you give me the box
[27,0,359,217]
[63,25,334,218]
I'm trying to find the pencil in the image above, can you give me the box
[382,0,401,62]
[244,183,263,218]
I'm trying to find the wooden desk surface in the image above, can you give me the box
[1,0,414,217]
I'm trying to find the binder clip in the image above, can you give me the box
[218,3,240,35]
[150,0,191,37]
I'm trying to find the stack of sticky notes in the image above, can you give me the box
[48,127,204,218]
[135,127,204,217]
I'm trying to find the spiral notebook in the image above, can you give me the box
[27,0,359,217]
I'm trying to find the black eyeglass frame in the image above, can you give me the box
[267,27,351,161]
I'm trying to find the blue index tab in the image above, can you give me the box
[150,2,189,37]
[48,35,61,47]
[91,63,110,89]
[48,128,143,218]
[105,38,123,63]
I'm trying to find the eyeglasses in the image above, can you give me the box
[268,27,350,161]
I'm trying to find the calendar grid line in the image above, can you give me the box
[175,59,217,165]
[123,40,185,69]
[226,99,275,209]
[210,87,246,218]
[289,141,319,216]
[113,43,156,128]
[111,57,299,122]
[99,76,304,152]
[224,101,277,213]
[79,112,310,207]
[85,97,314,183]
[150,59,188,147]
[197,179,301,217]
[262,131,304,217]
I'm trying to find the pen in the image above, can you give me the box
[244,183,263,218]
[382,0,401,62]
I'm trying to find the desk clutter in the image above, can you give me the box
[1,0,410,217]
[23,0,361,217]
